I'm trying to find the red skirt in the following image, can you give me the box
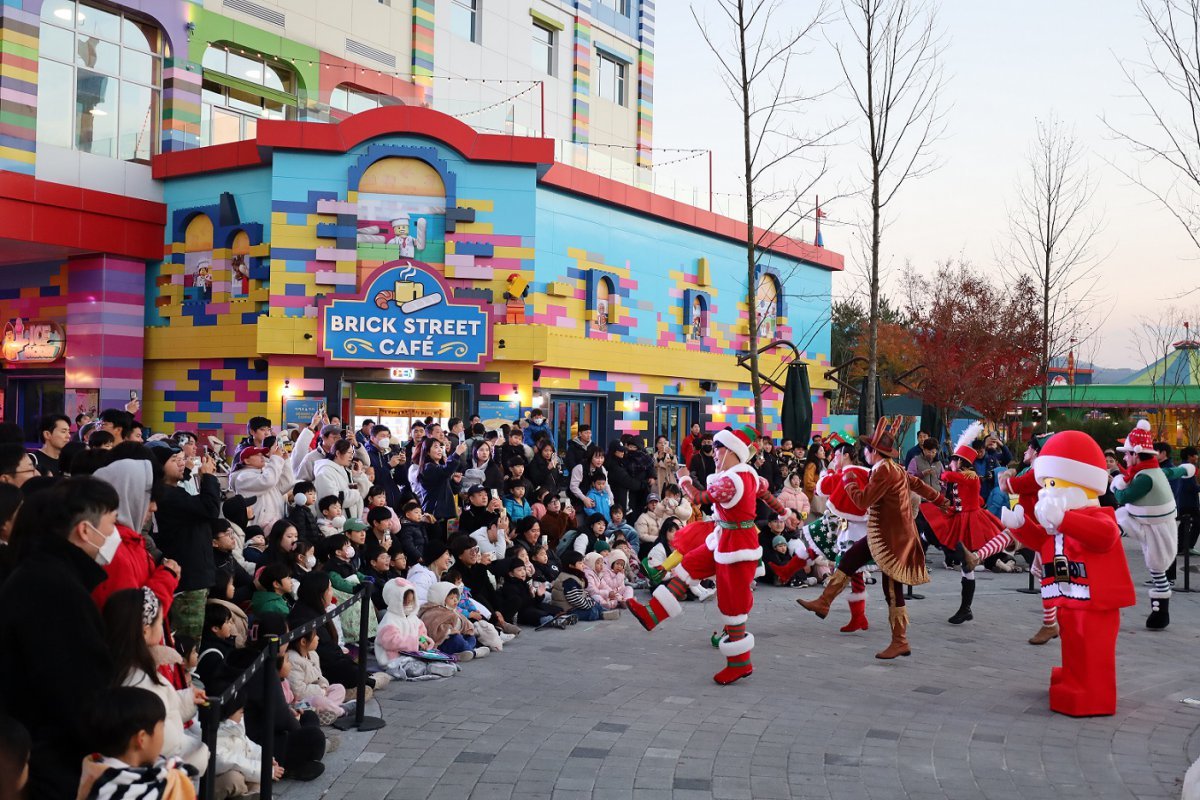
[919,504,1004,551]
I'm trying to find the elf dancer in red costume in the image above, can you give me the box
[809,443,872,632]
[999,430,1135,717]
[919,422,1010,625]
[627,424,786,685]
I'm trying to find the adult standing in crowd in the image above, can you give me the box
[365,424,408,510]
[356,418,374,448]
[0,444,38,488]
[314,439,369,522]
[154,443,221,640]
[528,440,562,497]
[688,434,716,487]
[227,441,291,531]
[681,422,702,470]
[564,424,593,475]
[653,435,679,490]
[523,408,554,448]
[570,445,608,512]
[30,413,71,477]
[98,408,136,445]
[605,441,642,516]
[0,478,117,799]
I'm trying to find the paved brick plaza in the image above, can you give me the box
[282,540,1200,800]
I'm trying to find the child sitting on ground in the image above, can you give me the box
[537,493,575,551]
[592,550,634,610]
[503,479,532,522]
[445,568,507,651]
[366,506,396,556]
[558,512,608,556]
[530,544,559,589]
[285,628,347,725]
[549,551,617,622]
[251,562,295,617]
[586,472,612,522]
[496,557,558,627]
[605,505,637,544]
[418,582,490,661]
[214,692,282,798]
[364,544,398,611]
[644,518,681,587]
[78,687,197,799]
[316,496,346,538]
[362,485,401,534]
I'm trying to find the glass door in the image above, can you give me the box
[654,400,696,456]
[8,377,65,444]
[551,395,601,452]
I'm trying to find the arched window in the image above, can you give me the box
[230,230,252,298]
[36,0,165,161]
[685,290,709,342]
[593,276,614,334]
[200,44,297,146]
[755,273,780,341]
[183,214,214,302]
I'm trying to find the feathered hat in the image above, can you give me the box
[859,416,900,458]
[952,421,984,463]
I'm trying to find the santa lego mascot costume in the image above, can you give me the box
[999,430,1135,717]
[805,442,873,632]
[627,424,786,685]
[1111,419,1194,629]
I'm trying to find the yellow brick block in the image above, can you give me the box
[493,246,536,260]
[455,222,494,234]
[697,257,711,286]
[458,199,494,212]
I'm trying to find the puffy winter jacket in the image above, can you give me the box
[228,455,292,531]
[375,578,430,664]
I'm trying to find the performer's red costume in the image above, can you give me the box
[1001,431,1136,717]
[627,425,784,685]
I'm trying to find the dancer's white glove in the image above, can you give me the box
[1000,505,1025,531]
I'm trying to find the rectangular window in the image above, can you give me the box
[452,0,479,43]
[596,52,626,106]
[532,22,555,76]
[596,0,630,16]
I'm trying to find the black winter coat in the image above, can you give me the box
[154,474,222,591]
[398,520,429,566]
[0,536,113,799]
[287,504,322,545]
[419,454,462,521]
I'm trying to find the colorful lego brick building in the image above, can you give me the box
[144,106,842,450]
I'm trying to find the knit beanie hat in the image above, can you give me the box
[593,539,611,553]
[771,535,787,548]
[423,540,449,565]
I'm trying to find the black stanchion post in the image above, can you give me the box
[905,583,924,601]
[261,638,279,800]
[334,587,386,732]
[1179,549,1195,593]
[1017,568,1040,594]
[199,701,221,800]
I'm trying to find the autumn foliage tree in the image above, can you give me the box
[905,261,1042,439]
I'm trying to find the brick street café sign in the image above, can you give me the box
[318,261,491,370]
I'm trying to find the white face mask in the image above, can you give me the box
[305,555,316,569]
[344,546,356,560]
[376,437,391,450]
[87,521,121,567]
[293,494,308,507]
[331,515,347,529]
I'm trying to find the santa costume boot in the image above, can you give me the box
[948,578,975,624]
[875,606,911,659]
[796,570,849,619]
[713,628,755,685]
[1146,592,1171,630]
[628,581,686,632]
[1029,606,1059,645]
[840,576,869,632]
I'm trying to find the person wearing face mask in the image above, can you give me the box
[688,435,717,487]
[0,477,119,799]
[152,443,221,641]
[365,424,409,510]
[91,454,181,614]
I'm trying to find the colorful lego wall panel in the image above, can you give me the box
[143,357,268,445]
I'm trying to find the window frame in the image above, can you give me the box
[200,44,299,147]
[595,51,627,106]
[35,0,164,162]
[531,21,556,76]
[451,0,480,44]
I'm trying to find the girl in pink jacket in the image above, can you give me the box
[778,471,811,519]
[588,550,635,610]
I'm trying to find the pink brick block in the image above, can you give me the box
[538,367,571,379]
[448,264,494,280]
[175,402,199,413]
[315,200,357,215]
[445,253,475,267]
[447,233,523,246]
[579,381,599,390]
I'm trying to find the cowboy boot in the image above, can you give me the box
[875,606,911,659]
[948,579,975,624]
[840,593,869,633]
[796,570,850,619]
[1028,624,1059,645]
[713,632,755,685]
[627,582,685,632]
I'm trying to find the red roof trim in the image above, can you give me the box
[539,163,843,272]
[0,172,166,260]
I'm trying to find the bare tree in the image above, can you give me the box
[692,0,841,430]
[1004,115,1107,425]
[1107,1,1200,257]
[835,0,946,434]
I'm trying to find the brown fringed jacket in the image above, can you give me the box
[842,458,945,586]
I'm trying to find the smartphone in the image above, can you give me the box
[129,389,139,403]
[490,489,500,500]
